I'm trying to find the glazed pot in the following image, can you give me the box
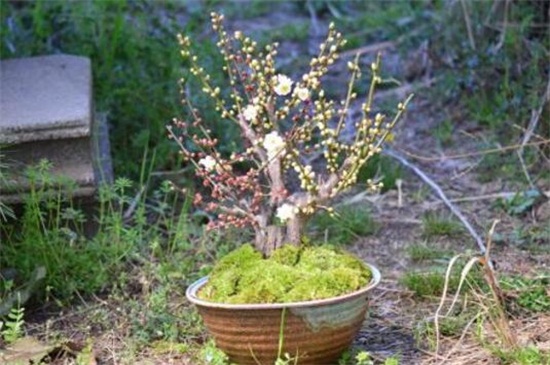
[186,263,381,365]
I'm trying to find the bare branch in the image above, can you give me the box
[383,148,487,254]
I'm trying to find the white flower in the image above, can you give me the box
[262,131,286,159]
[294,86,309,101]
[273,74,293,96]
[276,203,297,223]
[198,156,216,171]
[242,104,259,121]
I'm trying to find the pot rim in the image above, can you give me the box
[186,262,381,309]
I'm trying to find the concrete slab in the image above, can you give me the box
[0,114,114,204]
[0,55,92,144]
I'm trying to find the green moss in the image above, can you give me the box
[209,243,262,275]
[198,245,372,304]
[283,267,366,302]
[270,244,302,266]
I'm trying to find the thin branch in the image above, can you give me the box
[340,41,395,58]
[383,148,487,254]
[437,311,484,365]
[459,0,477,51]
[434,254,464,355]
[517,74,550,190]
[396,139,550,162]
[429,190,550,205]
[306,0,320,36]
[493,0,510,53]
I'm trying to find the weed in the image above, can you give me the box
[428,0,549,182]
[501,275,550,313]
[0,305,25,344]
[432,119,454,147]
[401,260,484,298]
[354,351,374,365]
[357,155,403,193]
[492,223,550,252]
[310,205,377,245]
[150,340,189,355]
[0,161,126,302]
[421,212,463,239]
[340,350,400,365]
[416,310,474,346]
[495,190,542,216]
[402,270,459,298]
[407,243,452,262]
[0,151,15,222]
[200,339,231,365]
[0,155,200,307]
[492,346,550,365]
[268,23,310,43]
[383,357,400,365]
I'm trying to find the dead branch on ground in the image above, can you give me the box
[383,148,487,254]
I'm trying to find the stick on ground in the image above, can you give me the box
[383,148,487,254]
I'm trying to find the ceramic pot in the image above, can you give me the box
[186,263,381,365]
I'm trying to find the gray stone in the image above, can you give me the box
[1,137,96,203]
[0,55,92,144]
[0,55,112,205]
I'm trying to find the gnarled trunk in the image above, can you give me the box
[254,214,305,257]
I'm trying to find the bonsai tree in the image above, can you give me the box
[168,13,411,257]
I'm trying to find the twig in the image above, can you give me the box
[459,0,476,50]
[340,41,395,58]
[428,190,550,205]
[434,254,464,355]
[483,0,501,25]
[493,0,510,52]
[482,220,518,349]
[383,149,487,254]
[396,178,403,208]
[306,0,320,36]
[438,311,483,365]
[517,74,550,190]
[396,139,550,162]
[123,186,145,220]
[374,78,435,101]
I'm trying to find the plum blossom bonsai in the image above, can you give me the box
[168,13,412,258]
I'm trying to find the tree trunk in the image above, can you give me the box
[254,214,305,257]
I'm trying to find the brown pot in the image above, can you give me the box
[186,263,381,365]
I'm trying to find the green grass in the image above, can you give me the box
[357,155,403,193]
[492,346,550,365]
[309,204,378,245]
[432,119,454,147]
[0,158,197,305]
[401,261,485,299]
[426,1,549,183]
[415,310,475,348]
[501,275,550,313]
[407,243,453,262]
[401,270,460,298]
[421,212,464,239]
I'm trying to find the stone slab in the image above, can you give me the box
[1,137,95,201]
[0,55,92,144]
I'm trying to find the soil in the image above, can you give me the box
[11,2,549,365]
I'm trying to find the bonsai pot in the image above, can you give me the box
[186,263,381,365]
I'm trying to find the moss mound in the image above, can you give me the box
[198,244,372,304]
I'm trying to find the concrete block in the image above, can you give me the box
[0,55,92,144]
[0,55,112,204]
